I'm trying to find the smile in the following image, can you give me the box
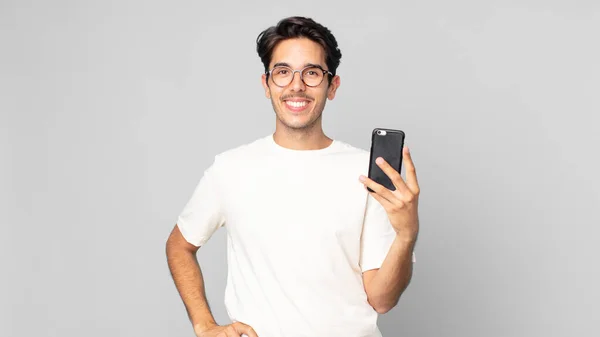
[285,101,308,108]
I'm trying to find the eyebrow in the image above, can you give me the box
[272,62,325,70]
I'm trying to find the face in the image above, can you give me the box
[261,38,341,131]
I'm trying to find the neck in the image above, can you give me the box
[273,121,332,151]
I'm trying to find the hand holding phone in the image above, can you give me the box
[362,127,420,242]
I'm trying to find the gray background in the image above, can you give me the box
[1,0,599,336]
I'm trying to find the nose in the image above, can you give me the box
[289,70,306,91]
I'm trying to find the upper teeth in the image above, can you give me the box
[287,101,307,108]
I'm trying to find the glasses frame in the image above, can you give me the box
[267,65,334,88]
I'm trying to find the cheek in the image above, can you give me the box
[268,89,280,102]
[314,89,329,103]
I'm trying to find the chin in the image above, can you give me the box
[279,115,321,130]
[279,119,312,130]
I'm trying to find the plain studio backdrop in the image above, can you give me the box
[1,0,599,336]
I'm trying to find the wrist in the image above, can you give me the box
[394,233,418,255]
[193,321,218,336]
[395,231,417,244]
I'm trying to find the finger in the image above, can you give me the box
[225,326,239,337]
[403,146,420,194]
[360,175,396,204]
[234,322,259,337]
[364,185,395,211]
[375,157,409,193]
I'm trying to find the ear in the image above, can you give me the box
[327,75,341,100]
[261,74,271,99]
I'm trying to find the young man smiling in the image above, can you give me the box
[166,16,420,337]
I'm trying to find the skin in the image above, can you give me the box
[261,37,341,151]
[166,36,420,337]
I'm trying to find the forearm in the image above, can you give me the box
[365,235,416,313]
[166,243,217,334]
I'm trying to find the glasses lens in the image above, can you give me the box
[271,67,293,86]
[302,67,324,86]
[270,66,325,87]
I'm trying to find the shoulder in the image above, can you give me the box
[211,135,270,167]
[329,139,372,173]
[335,139,369,155]
[333,139,370,160]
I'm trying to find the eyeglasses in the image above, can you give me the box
[267,65,333,87]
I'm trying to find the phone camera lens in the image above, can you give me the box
[377,130,382,135]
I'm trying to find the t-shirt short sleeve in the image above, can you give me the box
[176,158,226,247]
[359,194,416,272]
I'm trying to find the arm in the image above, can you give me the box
[362,235,416,314]
[359,146,420,314]
[165,224,218,335]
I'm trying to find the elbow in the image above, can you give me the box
[373,302,396,315]
[374,305,391,315]
[368,296,399,315]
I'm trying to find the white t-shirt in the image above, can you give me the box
[177,134,411,337]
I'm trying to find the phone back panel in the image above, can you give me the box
[368,128,405,191]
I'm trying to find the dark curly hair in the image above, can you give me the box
[256,16,342,85]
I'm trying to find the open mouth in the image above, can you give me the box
[284,99,311,112]
[286,101,308,108]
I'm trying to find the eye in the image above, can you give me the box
[273,68,290,75]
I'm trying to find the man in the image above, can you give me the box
[166,16,420,337]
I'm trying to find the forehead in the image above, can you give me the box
[270,38,327,68]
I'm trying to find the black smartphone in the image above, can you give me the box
[367,128,406,192]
